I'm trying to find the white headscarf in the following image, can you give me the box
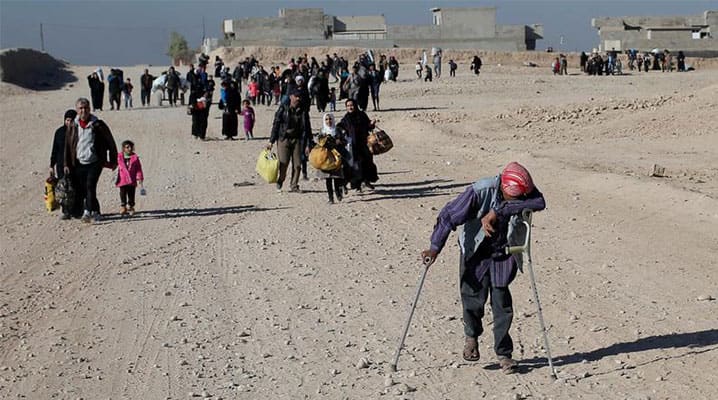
[322,113,336,137]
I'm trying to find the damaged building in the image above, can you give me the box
[221,7,543,51]
[592,10,717,56]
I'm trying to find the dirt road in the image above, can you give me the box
[1,62,717,399]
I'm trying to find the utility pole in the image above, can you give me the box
[40,23,45,52]
[202,16,206,42]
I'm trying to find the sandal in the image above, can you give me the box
[498,357,518,374]
[463,337,480,362]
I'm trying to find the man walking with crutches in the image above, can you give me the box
[421,162,545,374]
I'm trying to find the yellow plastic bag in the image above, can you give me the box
[44,176,58,212]
[256,149,279,183]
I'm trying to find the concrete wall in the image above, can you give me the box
[592,10,718,55]
[228,8,327,41]
[388,25,440,40]
[334,16,386,32]
[439,7,496,39]
[222,7,539,51]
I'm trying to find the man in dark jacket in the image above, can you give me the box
[140,69,155,106]
[64,97,118,223]
[267,90,312,192]
[166,66,180,106]
[50,109,77,219]
[107,68,123,110]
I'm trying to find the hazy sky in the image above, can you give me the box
[1,0,714,66]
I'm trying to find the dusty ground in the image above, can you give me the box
[1,58,717,400]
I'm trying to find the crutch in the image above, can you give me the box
[506,209,558,379]
[389,258,431,372]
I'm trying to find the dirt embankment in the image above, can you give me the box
[211,46,718,69]
[0,48,77,91]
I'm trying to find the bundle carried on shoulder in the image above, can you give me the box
[309,135,342,172]
[256,149,279,183]
[367,129,393,155]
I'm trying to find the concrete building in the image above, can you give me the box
[592,10,717,56]
[221,7,542,51]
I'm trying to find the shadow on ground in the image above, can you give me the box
[363,181,469,201]
[380,106,447,112]
[99,204,284,223]
[506,329,718,374]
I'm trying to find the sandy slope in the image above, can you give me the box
[1,63,717,400]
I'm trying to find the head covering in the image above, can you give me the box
[295,75,305,83]
[500,162,534,197]
[64,109,77,120]
[322,113,336,136]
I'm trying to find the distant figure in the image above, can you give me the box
[87,72,104,112]
[433,50,442,79]
[328,87,337,112]
[677,51,686,72]
[214,56,224,77]
[580,51,588,72]
[123,78,133,108]
[368,64,382,111]
[107,69,123,110]
[552,57,561,75]
[388,56,399,81]
[140,69,155,107]
[471,56,482,75]
[166,66,180,106]
[415,61,423,79]
[449,59,458,77]
[559,54,568,75]
[424,64,433,82]
[240,99,255,140]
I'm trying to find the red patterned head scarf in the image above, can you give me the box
[501,162,534,197]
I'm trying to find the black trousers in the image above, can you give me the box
[192,109,209,139]
[460,257,514,358]
[119,185,136,207]
[72,161,102,215]
[110,91,121,110]
[168,87,179,105]
[325,178,344,201]
[141,88,151,106]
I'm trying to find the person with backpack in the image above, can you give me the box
[50,109,77,220]
[421,162,545,374]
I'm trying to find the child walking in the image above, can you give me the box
[316,113,346,204]
[239,99,255,140]
[328,87,337,112]
[116,140,144,216]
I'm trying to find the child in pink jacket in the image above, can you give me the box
[116,140,144,216]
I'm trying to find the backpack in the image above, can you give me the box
[54,176,75,210]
